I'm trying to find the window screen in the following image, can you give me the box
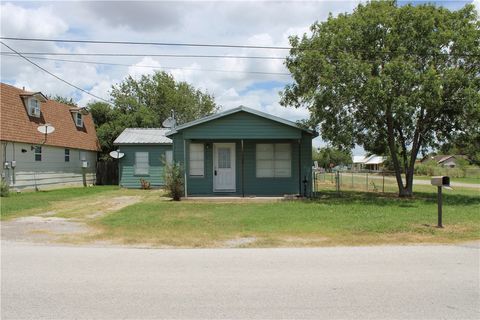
[134,152,149,175]
[189,144,204,177]
[256,143,291,178]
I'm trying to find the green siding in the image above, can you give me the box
[169,110,314,197]
[182,112,301,139]
[118,144,172,188]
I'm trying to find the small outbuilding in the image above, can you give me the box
[113,128,172,188]
[166,106,316,197]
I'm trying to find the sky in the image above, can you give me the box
[1,0,478,154]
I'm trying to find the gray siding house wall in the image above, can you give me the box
[1,142,96,189]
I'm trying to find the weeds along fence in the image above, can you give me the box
[312,171,400,195]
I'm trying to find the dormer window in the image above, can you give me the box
[75,112,83,127]
[28,98,41,117]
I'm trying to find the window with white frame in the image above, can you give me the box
[256,143,291,178]
[134,152,149,175]
[79,151,87,161]
[34,146,42,161]
[65,148,70,162]
[75,113,83,127]
[189,143,204,177]
[28,98,41,117]
[165,150,173,165]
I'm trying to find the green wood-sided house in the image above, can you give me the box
[114,128,172,188]
[166,106,316,197]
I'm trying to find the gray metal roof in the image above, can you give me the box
[166,106,316,136]
[113,128,172,145]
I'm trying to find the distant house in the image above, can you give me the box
[352,155,386,171]
[421,155,467,168]
[113,128,173,188]
[0,83,100,190]
[166,106,315,197]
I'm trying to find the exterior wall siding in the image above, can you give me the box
[118,144,172,188]
[181,112,302,140]
[171,136,313,197]
[0,141,97,190]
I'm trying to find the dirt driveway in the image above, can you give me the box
[1,196,142,244]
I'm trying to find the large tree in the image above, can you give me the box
[281,1,480,197]
[110,71,218,125]
[89,71,218,156]
[313,147,352,169]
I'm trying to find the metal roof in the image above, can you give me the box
[166,106,316,136]
[365,156,385,165]
[353,155,385,164]
[113,128,172,145]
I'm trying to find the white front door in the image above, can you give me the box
[213,143,236,192]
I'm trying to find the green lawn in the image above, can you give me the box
[0,186,120,220]
[93,188,480,247]
[2,185,478,248]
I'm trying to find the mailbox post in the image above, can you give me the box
[430,176,451,228]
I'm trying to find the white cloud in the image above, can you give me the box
[474,0,480,14]
[0,3,68,37]
[1,0,363,124]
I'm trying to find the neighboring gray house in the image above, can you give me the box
[114,128,172,188]
[421,155,468,168]
[352,155,386,171]
[0,83,100,190]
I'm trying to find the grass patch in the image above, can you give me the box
[1,186,120,220]
[93,188,480,247]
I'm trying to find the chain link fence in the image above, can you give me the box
[312,171,402,195]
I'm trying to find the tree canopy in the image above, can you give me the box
[313,147,352,169]
[88,71,218,156]
[281,1,480,196]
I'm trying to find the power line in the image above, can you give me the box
[0,36,292,50]
[0,51,285,60]
[2,54,291,76]
[1,36,478,58]
[0,41,112,104]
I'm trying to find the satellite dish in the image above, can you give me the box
[37,124,55,134]
[162,117,176,128]
[109,150,125,159]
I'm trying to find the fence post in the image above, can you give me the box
[382,171,385,193]
[352,172,354,189]
[366,172,368,191]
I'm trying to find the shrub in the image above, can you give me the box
[140,178,151,190]
[1,178,10,197]
[164,162,184,201]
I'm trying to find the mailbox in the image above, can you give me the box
[431,176,450,188]
[431,176,451,228]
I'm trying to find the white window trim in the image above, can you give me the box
[34,146,42,162]
[75,113,83,127]
[134,152,149,176]
[189,143,205,177]
[256,143,292,178]
[65,148,70,162]
[28,98,41,117]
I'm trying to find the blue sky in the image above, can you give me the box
[1,0,478,154]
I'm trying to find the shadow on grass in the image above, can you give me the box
[312,190,480,207]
